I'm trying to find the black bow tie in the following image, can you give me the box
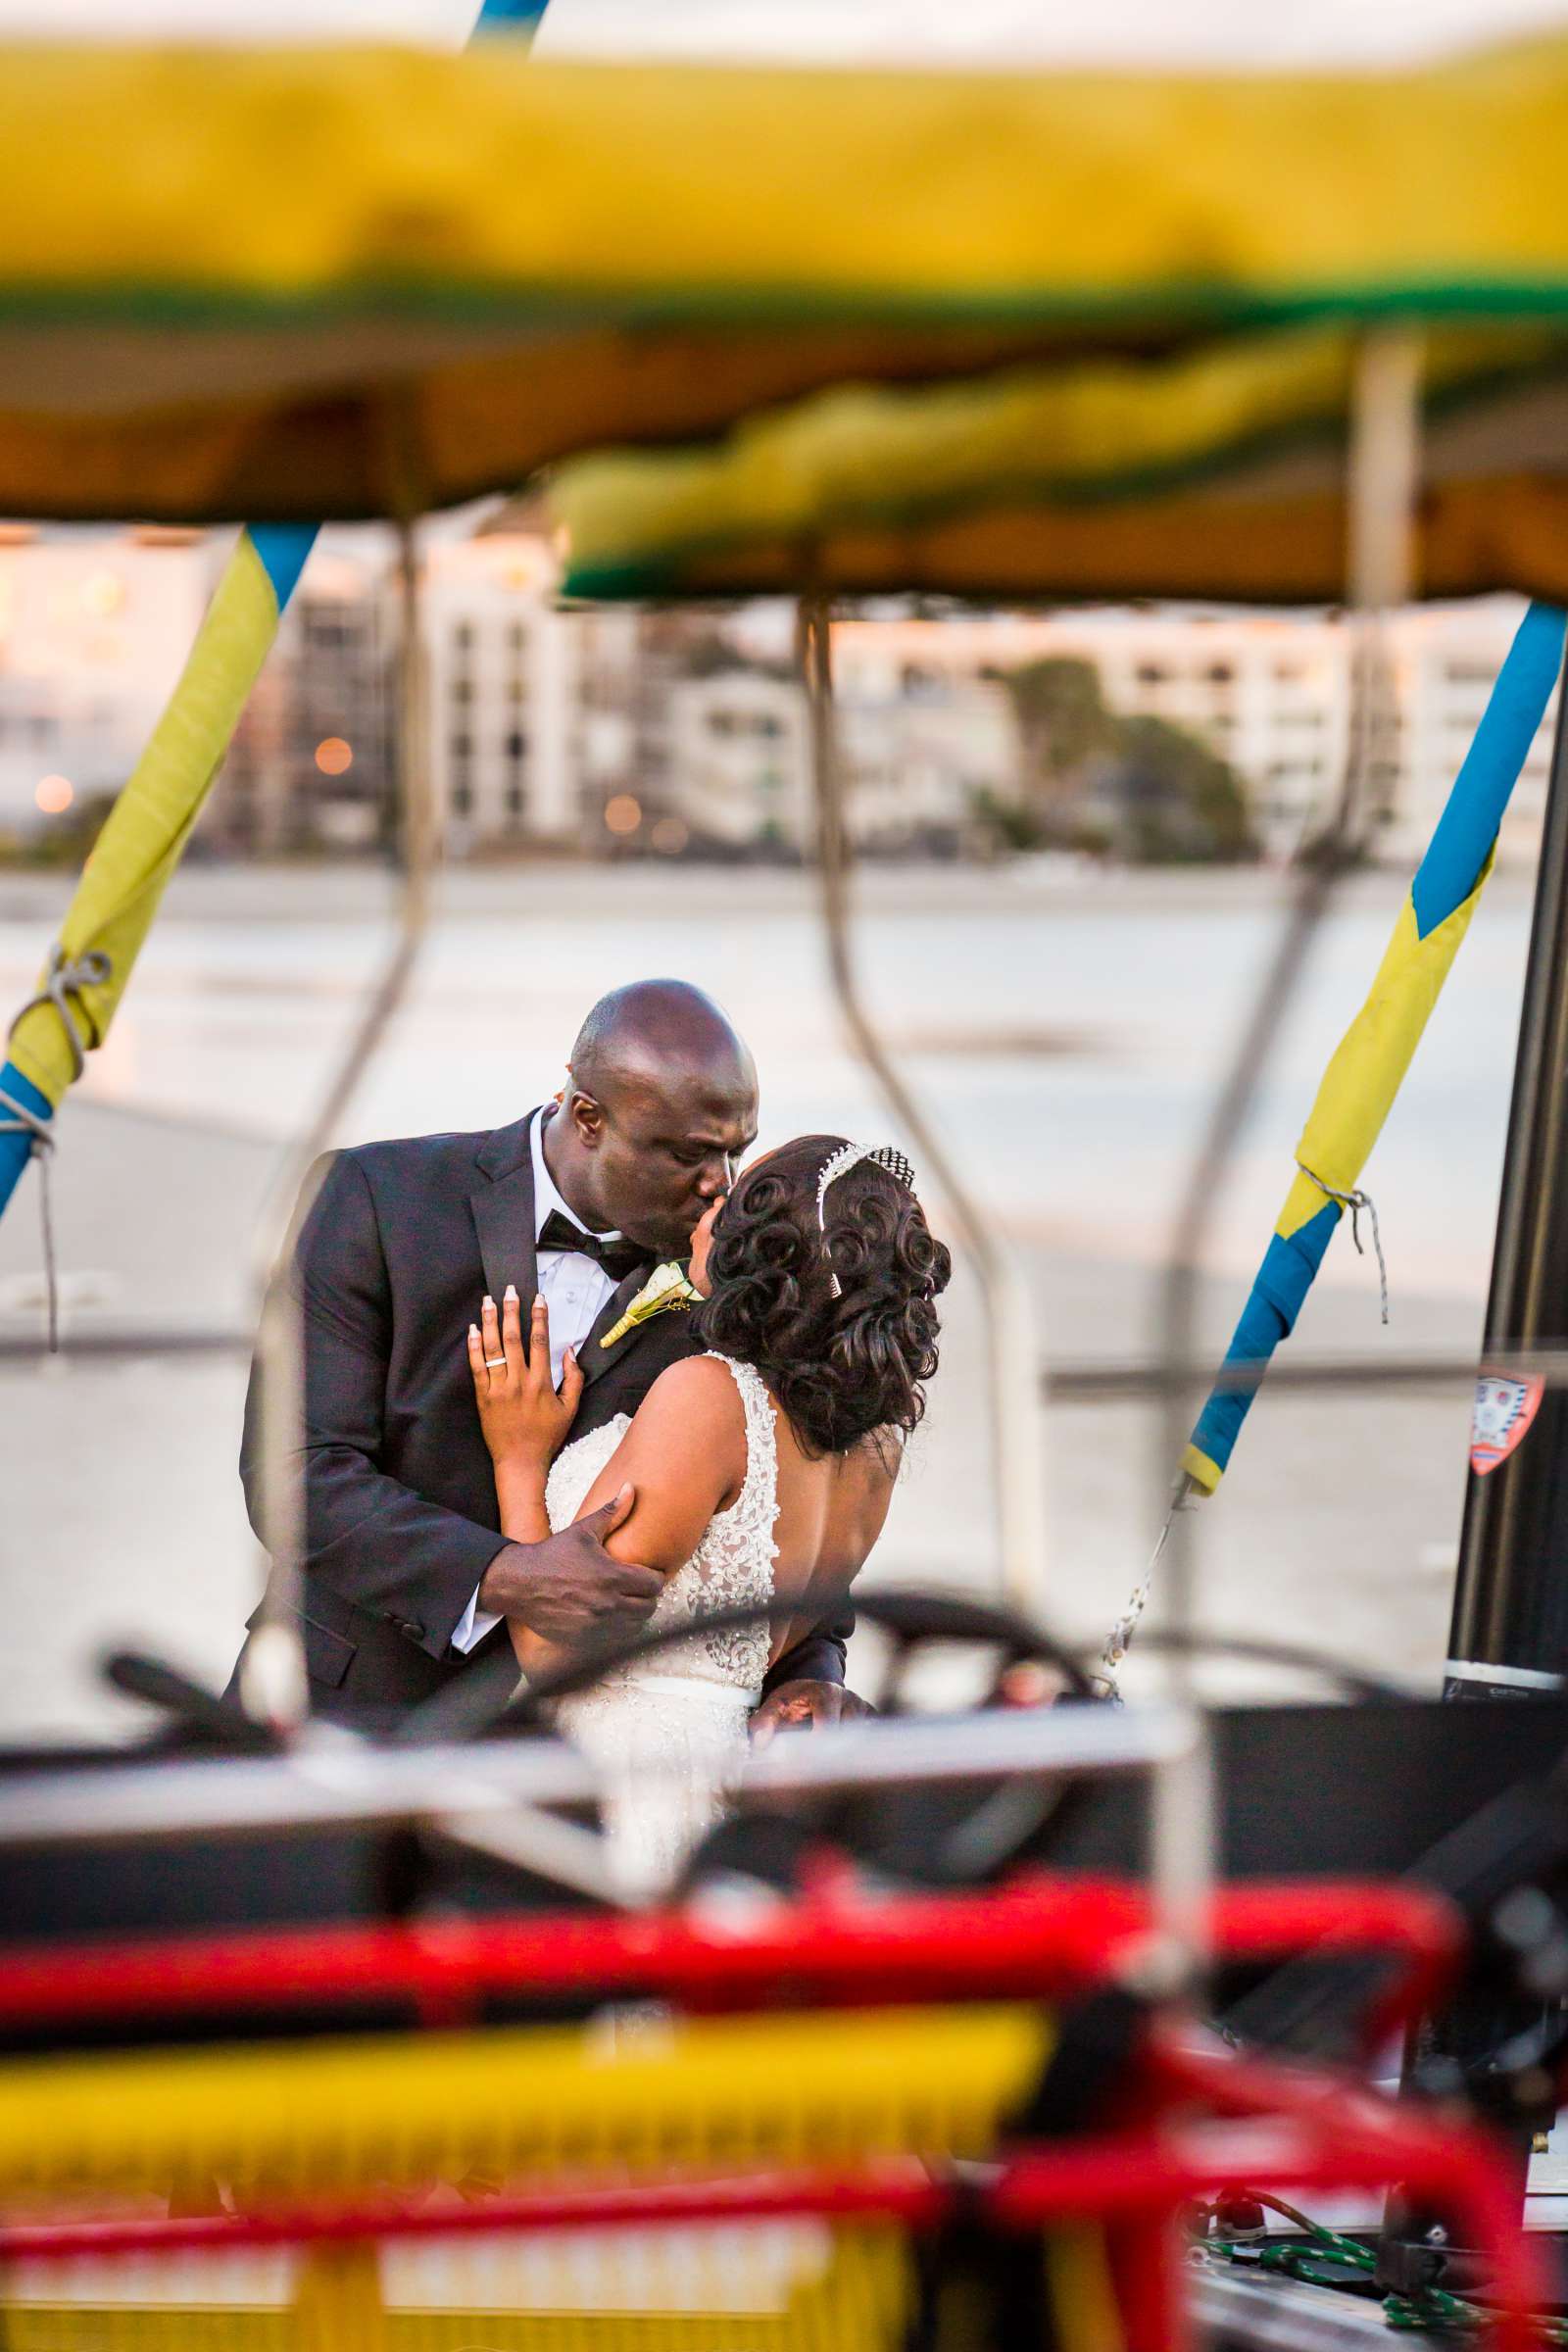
[537,1210,647,1284]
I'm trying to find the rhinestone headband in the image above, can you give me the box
[815,1142,916,1296]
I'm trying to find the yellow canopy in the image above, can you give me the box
[552,321,1568,606]
[5,37,1568,519]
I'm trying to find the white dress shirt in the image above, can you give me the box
[450,1109,624,1654]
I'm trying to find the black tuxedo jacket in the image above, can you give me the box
[235,1109,849,1726]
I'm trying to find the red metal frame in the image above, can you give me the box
[0,1875,1533,2346]
[0,2066,1541,2352]
[0,1872,1459,2046]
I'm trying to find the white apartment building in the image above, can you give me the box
[839,685,1019,852]
[6,520,1552,871]
[0,529,217,836]
[665,672,808,851]
[208,549,397,855]
[214,530,641,856]
[830,601,1558,864]
[665,662,1017,855]
[424,536,639,854]
[1073,602,1556,865]
[1386,603,1560,870]
[1054,612,1348,859]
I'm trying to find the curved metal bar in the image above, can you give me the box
[799,597,1049,1614]
[1148,330,1422,1676]
[0,1704,1199,1852]
[240,507,436,1730]
[19,1328,1568,1404]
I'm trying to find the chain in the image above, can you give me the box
[1096,1480,1190,1697]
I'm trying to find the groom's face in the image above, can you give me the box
[581,1065,759,1258]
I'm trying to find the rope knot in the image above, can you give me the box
[8,945,112,1079]
[1297,1160,1390,1326]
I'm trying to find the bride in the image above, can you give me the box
[465,1134,951,1895]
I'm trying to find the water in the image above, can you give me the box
[7,858,1532,1290]
[0,859,1534,1738]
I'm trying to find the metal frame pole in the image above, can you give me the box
[239,507,435,1729]
[1446,662,1568,1695]
[799,596,1049,1615]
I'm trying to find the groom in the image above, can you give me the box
[234,979,854,1733]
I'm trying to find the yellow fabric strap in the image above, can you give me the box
[7,533,280,1105]
[1277,876,1489,1243]
[1180,1445,1225,1495]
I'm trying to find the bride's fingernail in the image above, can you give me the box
[482,1294,494,1311]
[504,1282,518,1300]
[468,1323,478,1337]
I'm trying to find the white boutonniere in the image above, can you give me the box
[600,1260,698,1349]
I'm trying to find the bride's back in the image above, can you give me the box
[759,1380,897,1662]
[581,1133,950,1663]
[680,1131,952,1659]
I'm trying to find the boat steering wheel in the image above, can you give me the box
[481,1586,1097,1891]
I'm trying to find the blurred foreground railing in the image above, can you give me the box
[4,1326,1568,1405]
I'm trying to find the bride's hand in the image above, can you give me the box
[466,1288,584,1467]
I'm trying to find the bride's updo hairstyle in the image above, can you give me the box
[691,1133,951,1456]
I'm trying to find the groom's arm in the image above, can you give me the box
[240,1152,509,1664]
[249,1154,662,1669]
[762,1614,852,1693]
[754,1612,870,1742]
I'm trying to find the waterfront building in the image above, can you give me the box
[0,527,216,840]
[0,522,1553,870]
[832,646,1024,855]
[830,602,1558,864]
[664,658,1016,856]
[664,671,808,853]
[207,551,397,857]
[426,535,646,857]
[1383,603,1559,870]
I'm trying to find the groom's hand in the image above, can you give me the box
[751,1681,875,1747]
[476,1485,662,1646]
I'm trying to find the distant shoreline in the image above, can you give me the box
[0,855,1541,928]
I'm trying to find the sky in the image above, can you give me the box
[0,0,1563,66]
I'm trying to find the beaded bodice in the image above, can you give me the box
[544,1352,778,1694]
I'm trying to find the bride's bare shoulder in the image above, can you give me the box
[620,1355,750,1507]
[631,1354,749,1445]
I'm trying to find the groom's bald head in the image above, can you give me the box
[570,980,754,1108]
[552,981,759,1256]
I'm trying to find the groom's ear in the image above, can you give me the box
[567,1087,606,1149]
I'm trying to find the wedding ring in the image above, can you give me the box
[483,1355,507,1368]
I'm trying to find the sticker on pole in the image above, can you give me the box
[1471,1373,1544,1476]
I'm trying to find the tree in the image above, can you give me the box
[998,657,1258,863]
[679,629,752,679]
[1001,658,1117,808]
[1102,715,1258,864]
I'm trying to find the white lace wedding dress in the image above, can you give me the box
[543,1353,778,1899]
